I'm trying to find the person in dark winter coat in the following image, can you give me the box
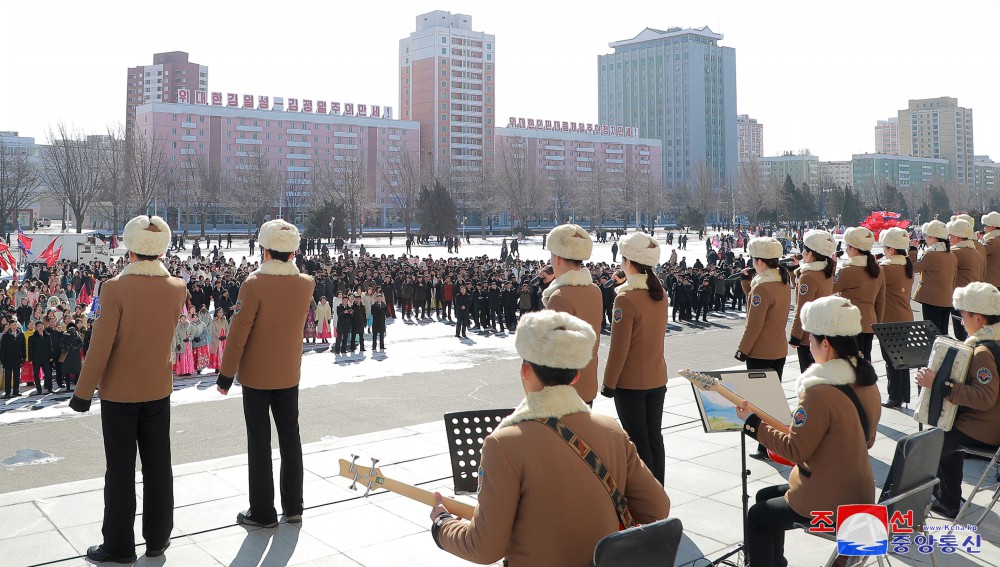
[501,281,519,331]
[1,320,26,398]
[60,323,85,386]
[401,277,415,319]
[370,295,388,350]
[488,282,504,332]
[335,297,355,354]
[454,285,472,338]
[474,283,490,330]
[29,321,54,394]
[413,277,428,319]
[351,295,367,352]
[611,241,619,263]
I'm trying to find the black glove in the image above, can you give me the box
[734,350,748,362]
[69,394,91,413]
[742,414,762,440]
[600,385,617,398]
[431,512,455,549]
[788,336,801,347]
[216,373,234,391]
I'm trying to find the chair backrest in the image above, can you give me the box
[593,517,683,567]
[878,428,944,530]
[443,408,514,494]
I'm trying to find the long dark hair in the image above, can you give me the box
[813,334,878,387]
[885,247,914,279]
[627,259,665,302]
[759,258,790,285]
[804,246,836,279]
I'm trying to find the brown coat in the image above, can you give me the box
[953,244,986,288]
[220,261,314,390]
[75,261,187,403]
[543,269,604,402]
[949,341,1000,446]
[879,261,914,323]
[911,248,957,307]
[982,235,1000,287]
[602,277,669,391]
[739,275,791,360]
[790,267,833,343]
[438,386,670,567]
[749,359,881,517]
[832,261,886,333]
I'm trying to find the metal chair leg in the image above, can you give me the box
[954,449,1000,526]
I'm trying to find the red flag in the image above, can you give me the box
[46,246,62,267]
[0,254,9,271]
[37,239,57,263]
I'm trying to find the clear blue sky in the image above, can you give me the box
[4,0,998,161]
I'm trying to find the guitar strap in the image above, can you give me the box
[535,417,634,530]
[833,385,870,443]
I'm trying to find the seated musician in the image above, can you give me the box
[429,311,670,566]
[736,296,881,567]
[916,282,1000,518]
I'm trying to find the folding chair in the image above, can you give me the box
[953,444,1000,527]
[592,517,683,567]
[443,408,514,494]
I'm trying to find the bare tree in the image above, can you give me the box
[737,160,769,223]
[0,137,43,234]
[228,150,280,237]
[578,158,622,232]
[496,141,547,234]
[126,132,170,216]
[632,165,663,229]
[546,168,576,225]
[339,150,373,242]
[42,123,104,233]
[464,165,501,239]
[93,126,131,234]
[378,143,421,233]
[184,152,222,237]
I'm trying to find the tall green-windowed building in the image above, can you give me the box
[852,153,949,198]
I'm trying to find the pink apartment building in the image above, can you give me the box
[126,52,207,134]
[135,99,420,227]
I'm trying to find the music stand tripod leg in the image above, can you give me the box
[712,432,750,565]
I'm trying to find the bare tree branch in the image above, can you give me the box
[42,123,104,233]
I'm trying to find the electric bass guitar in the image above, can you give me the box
[679,369,795,467]
[336,456,476,520]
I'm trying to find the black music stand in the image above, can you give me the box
[872,320,938,371]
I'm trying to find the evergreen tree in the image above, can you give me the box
[841,185,864,226]
[416,181,458,236]
[304,200,347,240]
[927,185,951,220]
[917,201,932,224]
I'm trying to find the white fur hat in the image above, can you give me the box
[258,219,300,253]
[547,224,593,261]
[953,282,1000,316]
[947,218,974,240]
[803,229,836,258]
[982,211,1000,228]
[515,310,596,370]
[619,232,661,266]
[951,214,975,228]
[844,227,875,252]
[801,296,863,337]
[879,227,911,251]
[123,215,171,256]
[922,220,949,240]
[747,237,783,260]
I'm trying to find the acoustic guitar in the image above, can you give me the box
[336,457,476,520]
[679,369,795,467]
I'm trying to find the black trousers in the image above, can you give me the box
[371,331,385,350]
[796,344,814,373]
[613,386,666,485]
[922,303,951,336]
[857,332,874,362]
[101,397,173,557]
[491,307,505,330]
[504,307,517,330]
[51,357,65,387]
[33,360,52,392]
[242,385,303,523]
[746,484,809,567]
[952,309,968,341]
[937,428,995,510]
[882,343,911,403]
[3,367,17,396]
[457,314,469,337]
[352,330,365,351]
[442,300,452,319]
[336,328,351,353]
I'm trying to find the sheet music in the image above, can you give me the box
[691,369,793,433]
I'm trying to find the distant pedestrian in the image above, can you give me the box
[611,241,619,263]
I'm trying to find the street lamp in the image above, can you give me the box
[462,216,467,240]
[329,216,336,244]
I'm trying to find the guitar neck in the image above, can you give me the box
[380,476,477,520]
[686,374,790,434]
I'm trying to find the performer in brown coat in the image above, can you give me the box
[430,311,670,566]
[217,220,315,527]
[979,211,1000,287]
[70,216,187,563]
[911,220,958,335]
[789,230,836,372]
[737,296,881,567]
[540,224,603,404]
[833,227,885,361]
[952,214,985,259]
[948,218,986,341]
[916,283,1000,518]
[878,228,915,408]
[601,232,669,483]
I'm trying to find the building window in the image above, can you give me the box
[441,48,447,55]
[441,37,447,43]
[487,43,492,50]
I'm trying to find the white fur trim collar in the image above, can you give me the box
[750,268,782,292]
[879,254,907,266]
[615,273,650,296]
[796,358,857,396]
[982,230,1000,244]
[252,260,300,276]
[497,385,590,429]
[952,239,976,250]
[965,322,1000,345]
[925,242,947,253]
[797,261,827,274]
[541,268,594,307]
[845,255,868,267]
[120,260,170,277]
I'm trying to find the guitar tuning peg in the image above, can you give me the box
[349,454,358,473]
[370,457,379,469]
[363,476,377,498]
[349,471,360,491]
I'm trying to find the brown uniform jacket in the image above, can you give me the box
[953,244,986,289]
[833,261,886,333]
[879,260,914,323]
[982,234,1000,287]
[542,269,604,402]
[603,276,669,391]
[911,248,957,308]
[747,359,881,517]
[790,266,833,343]
[75,261,187,403]
[949,339,1000,446]
[220,260,314,390]
[438,386,670,567]
[739,273,791,360]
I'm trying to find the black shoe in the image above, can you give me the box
[462,334,468,339]
[748,449,770,461]
[930,498,958,519]
[882,399,903,409]
[237,510,278,528]
[146,540,171,557]
[86,545,137,564]
[35,389,42,396]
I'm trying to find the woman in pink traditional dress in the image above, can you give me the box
[208,308,229,372]
[190,311,210,371]
[172,314,195,376]
[315,296,333,344]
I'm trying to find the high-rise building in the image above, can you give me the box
[598,26,737,189]
[975,156,1000,195]
[736,114,762,163]
[852,153,949,196]
[874,118,898,155]
[819,160,852,188]
[399,11,495,182]
[897,97,974,189]
[126,52,208,133]
[757,154,819,189]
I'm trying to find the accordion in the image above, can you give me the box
[915,336,972,431]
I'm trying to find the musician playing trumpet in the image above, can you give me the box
[915,282,1000,519]
[736,296,881,567]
